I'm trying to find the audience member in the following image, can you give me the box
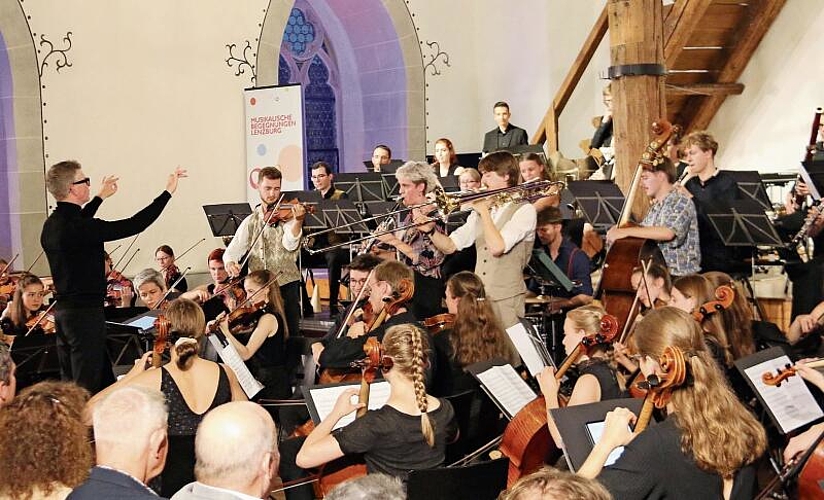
[0,381,92,500]
[325,474,405,500]
[171,402,278,500]
[501,466,611,500]
[69,385,169,499]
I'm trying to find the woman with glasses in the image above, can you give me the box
[1,273,51,342]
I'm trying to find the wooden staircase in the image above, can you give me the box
[534,0,788,152]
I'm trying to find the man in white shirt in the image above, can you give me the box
[424,151,536,330]
[172,402,279,500]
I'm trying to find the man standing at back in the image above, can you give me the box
[41,160,186,393]
[69,386,169,499]
[172,402,279,500]
[482,101,528,153]
[309,161,349,312]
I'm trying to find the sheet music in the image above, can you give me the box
[506,322,548,377]
[744,356,824,434]
[476,364,537,418]
[207,334,263,399]
[308,381,391,431]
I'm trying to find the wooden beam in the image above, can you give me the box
[609,0,666,218]
[687,0,787,131]
[665,82,744,96]
[663,0,713,69]
[532,5,608,149]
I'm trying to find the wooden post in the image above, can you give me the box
[608,0,666,219]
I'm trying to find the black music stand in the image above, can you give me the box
[726,171,772,210]
[202,203,252,239]
[335,173,386,205]
[381,172,400,199]
[314,199,371,236]
[706,198,784,248]
[439,176,459,192]
[566,180,625,232]
[9,333,59,389]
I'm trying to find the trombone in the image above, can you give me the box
[303,180,565,255]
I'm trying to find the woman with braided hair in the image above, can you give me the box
[297,323,458,481]
[87,298,246,497]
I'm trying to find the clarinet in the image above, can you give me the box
[790,201,823,248]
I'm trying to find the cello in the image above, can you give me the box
[598,120,674,334]
[496,314,619,486]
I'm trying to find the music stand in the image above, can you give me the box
[315,199,371,236]
[439,176,459,192]
[335,173,386,205]
[706,198,784,248]
[528,249,574,293]
[726,171,772,210]
[9,333,60,389]
[202,203,252,238]
[381,172,400,199]
[566,180,625,232]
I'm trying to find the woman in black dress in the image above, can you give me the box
[578,307,767,499]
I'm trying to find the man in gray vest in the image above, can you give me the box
[425,151,536,332]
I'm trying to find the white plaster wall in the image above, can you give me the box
[710,0,824,173]
[25,0,267,273]
[413,0,608,159]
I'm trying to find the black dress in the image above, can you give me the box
[597,418,759,500]
[159,364,232,497]
[233,309,290,400]
[578,359,625,400]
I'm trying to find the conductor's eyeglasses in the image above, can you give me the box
[72,177,91,186]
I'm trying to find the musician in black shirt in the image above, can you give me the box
[40,160,186,392]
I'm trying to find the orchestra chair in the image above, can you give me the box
[443,389,475,464]
[406,457,510,500]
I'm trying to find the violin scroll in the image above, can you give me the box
[693,285,735,322]
[152,315,171,368]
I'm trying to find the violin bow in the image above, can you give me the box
[24,301,56,337]
[105,244,123,260]
[24,250,45,274]
[238,194,286,273]
[112,234,139,272]
[119,248,140,276]
[0,254,19,280]
[153,266,192,310]
[175,237,207,262]
[335,269,375,339]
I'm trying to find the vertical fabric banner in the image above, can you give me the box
[244,84,305,204]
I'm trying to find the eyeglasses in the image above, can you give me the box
[72,177,91,186]
[311,174,329,180]
[349,278,368,286]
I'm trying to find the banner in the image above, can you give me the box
[244,84,305,204]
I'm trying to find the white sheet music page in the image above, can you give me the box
[207,335,264,399]
[506,322,547,377]
[744,356,824,434]
[309,381,391,431]
[476,364,537,418]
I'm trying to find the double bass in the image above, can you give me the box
[598,120,674,334]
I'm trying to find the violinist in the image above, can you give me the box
[214,269,291,400]
[87,298,246,497]
[0,258,11,311]
[316,260,420,374]
[133,268,205,310]
[537,305,626,447]
[425,151,537,330]
[155,244,188,293]
[670,275,735,368]
[40,160,186,393]
[605,156,700,278]
[0,274,51,341]
[196,248,245,321]
[431,271,513,396]
[375,162,446,319]
[296,324,458,480]
[577,307,767,499]
[104,251,134,308]
[224,166,304,343]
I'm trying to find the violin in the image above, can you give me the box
[152,315,171,368]
[263,198,315,226]
[25,310,56,336]
[106,270,134,308]
[424,313,456,334]
[633,345,687,434]
[761,358,824,387]
[164,263,182,291]
[226,300,268,334]
[692,285,735,322]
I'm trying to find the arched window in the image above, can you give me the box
[279,2,340,175]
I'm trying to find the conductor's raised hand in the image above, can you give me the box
[166,167,188,194]
[97,175,120,199]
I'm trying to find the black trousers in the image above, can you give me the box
[280,281,302,340]
[55,305,115,393]
[325,248,350,309]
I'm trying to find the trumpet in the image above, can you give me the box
[303,180,565,255]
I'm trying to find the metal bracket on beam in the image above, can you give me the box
[607,64,667,79]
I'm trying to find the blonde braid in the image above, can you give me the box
[410,327,435,447]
